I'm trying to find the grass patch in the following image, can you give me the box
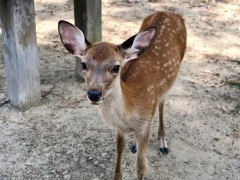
[235,104,240,112]
[226,81,240,90]
[53,140,59,146]
[213,137,220,142]
[73,132,80,138]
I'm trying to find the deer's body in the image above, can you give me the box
[101,12,186,135]
[58,11,187,180]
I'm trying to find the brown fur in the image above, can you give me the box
[88,12,186,180]
[120,12,186,120]
[59,11,187,180]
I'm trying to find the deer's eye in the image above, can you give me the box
[81,62,87,70]
[112,65,120,73]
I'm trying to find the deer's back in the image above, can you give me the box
[120,12,187,117]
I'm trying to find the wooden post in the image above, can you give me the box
[0,0,41,111]
[74,0,102,79]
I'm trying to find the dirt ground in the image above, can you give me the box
[0,0,240,179]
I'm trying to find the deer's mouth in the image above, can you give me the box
[87,97,104,105]
[90,100,102,105]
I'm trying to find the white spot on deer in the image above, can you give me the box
[159,80,164,86]
[150,13,157,23]
[165,43,169,47]
[163,63,168,67]
[153,50,159,56]
[147,85,154,92]
[160,78,167,85]
[164,18,170,23]
[163,54,166,58]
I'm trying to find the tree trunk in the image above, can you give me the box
[74,0,102,80]
[0,0,41,111]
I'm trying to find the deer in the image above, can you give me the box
[58,11,187,180]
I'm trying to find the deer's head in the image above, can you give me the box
[58,21,155,105]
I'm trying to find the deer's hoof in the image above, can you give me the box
[159,136,168,155]
[160,147,169,155]
[130,144,137,154]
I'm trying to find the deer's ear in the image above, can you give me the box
[120,26,156,62]
[58,20,90,58]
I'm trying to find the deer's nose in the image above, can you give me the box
[87,89,102,102]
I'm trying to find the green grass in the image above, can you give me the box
[73,132,80,138]
[226,81,240,90]
[53,140,59,146]
[235,104,240,112]
[213,137,220,142]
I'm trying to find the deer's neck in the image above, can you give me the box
[99,76,130,131]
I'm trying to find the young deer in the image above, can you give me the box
[58,11,187,180]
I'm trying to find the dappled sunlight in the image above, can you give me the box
[185,2,240,60]
[0,0,239,179]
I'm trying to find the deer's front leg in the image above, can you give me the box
[114,132,125,180]
[135,125,151,180]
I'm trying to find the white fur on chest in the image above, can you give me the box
[99,85,150,134]
[99,88,129,132]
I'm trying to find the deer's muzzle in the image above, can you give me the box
[87,89,102,104]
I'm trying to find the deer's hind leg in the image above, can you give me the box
[158,100,169,155]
